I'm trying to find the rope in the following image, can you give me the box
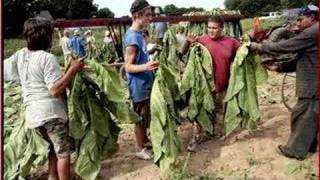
[281,73,294,112]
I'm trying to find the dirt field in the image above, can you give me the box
[27,72,318,180]
[93,71,318,180]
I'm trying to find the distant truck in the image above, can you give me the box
[259,11,282,20]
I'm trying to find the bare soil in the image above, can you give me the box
[97,72,318,180]
[32,72,318,180]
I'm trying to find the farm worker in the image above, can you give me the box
[142,29,161,61]
[250,5,319,160]
[181,16,241,152]
[151,7,168,45]
[85,29,96,49]
[70,29,86,57]
[103,30,113,46]
[124,0,159,160]
[60,29,72,69]
[103,29,118,60]
[84,29,97,58]
[3,17,84,180]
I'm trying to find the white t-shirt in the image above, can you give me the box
[147,43,156,61]
[4,48,68,128]
[60,36,71,56]
[103,36,112,45]
[86,36,96,44]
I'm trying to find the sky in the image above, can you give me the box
[94,0,225,17]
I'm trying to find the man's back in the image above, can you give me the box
[4,48,68,128]
[71,35,85,57]
[262,22,318,98]
[152,22,167,39]
[60,36,71,56]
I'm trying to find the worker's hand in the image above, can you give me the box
[264,62,279,71]
[144,61,160,71]
[188,35,198,44]
[248,28,267,42]
[155,44,162,51]
[250,42,262,51]
[151,45,161,52]
[70,58,85,72]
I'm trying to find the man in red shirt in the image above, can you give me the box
[186,16,240,151]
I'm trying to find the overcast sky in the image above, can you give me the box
[94,0,225,17]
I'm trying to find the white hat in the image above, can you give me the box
[63,29,70,35]
[308,5,319,12]
[73,29,80,35]
[85,30,92,35]
[105,30,110,36]
[155,7,161,14]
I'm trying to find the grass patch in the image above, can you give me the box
[4,38,26,58]
[286,158,318,179]
[240,17,289,34]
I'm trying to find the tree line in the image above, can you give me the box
[4,0,114,38]
[224,0,317,17]
[4,0,317,38]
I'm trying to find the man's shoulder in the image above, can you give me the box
[305,22,318,34]
[125,30,143,44]
[14,48,53,58]
[15,47,28,55]
[61,36,70,42]
[198,35,210,41]
[36,51,56,62]
[222,36,240,47]
[223,36,239,42]
[197,35,213,45]
[71,36,82,40]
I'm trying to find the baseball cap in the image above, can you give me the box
[105,30,110,36]
[85,30,92,35]
[130,0,150,14]
[73,29,80,35]
[63,29,70,35]
[299,5,319,16]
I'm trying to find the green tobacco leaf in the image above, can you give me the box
[86,61,139,124]
[150,67,180,171]
[4,117,49,180]
[180,44,215,134]
[150,78,167,162]
[87,61,126,103]
[286,161,303,175]
[68,73,89,140]
[75,130,102,180]
[224,35,267,135]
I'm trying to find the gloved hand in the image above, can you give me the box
[263,62,279,71]
[250,42,263,51]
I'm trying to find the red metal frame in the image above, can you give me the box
[54,15,244,28]
[55,15,244,60]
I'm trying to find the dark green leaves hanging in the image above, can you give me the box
[150,65,181,171]
[224,35,268,135]
[150,28,181,171]
[69,60,137,179]
[180,43,215,134]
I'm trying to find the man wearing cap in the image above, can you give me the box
[85,30,96,48]
[151,7,168,45]
[60,29,72,69]
[103,30,113,46]
[70,29,85,57]
[124,0,159,160]
[85,30,97,58]
[103,30,117,61]
[250,5,319,160]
